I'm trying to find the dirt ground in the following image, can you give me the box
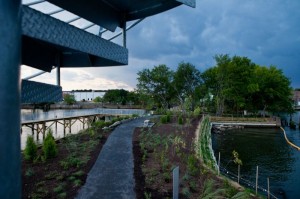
[22,129,111,199]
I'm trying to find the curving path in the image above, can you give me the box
[76,117,147,199]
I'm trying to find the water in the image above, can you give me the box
[21,108,146,149]
[212,112,300,199]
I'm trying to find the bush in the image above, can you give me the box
[43,130,58,159]
[24,136,37,161]
[63,94,76,105]
[166,112,171,122]
[187,155,198,176]
[193,107,201,117]
[160,115,168,124]
[178,115,183,125]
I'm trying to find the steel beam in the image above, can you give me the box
[0,0,21,198]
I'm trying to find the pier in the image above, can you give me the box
[21,108,145,140]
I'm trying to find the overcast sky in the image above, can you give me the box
[21,0,300,90]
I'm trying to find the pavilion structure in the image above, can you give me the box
[0,0,195,197]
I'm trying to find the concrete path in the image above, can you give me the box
[76,117,147,199]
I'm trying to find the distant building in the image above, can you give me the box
[63,90,106,101]
[293,90,300,106]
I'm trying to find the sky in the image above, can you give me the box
[21,0,300,91]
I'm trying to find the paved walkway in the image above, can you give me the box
[76,117,147,199]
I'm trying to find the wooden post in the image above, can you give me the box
[238,165,240,184]
[31,124,34,136]
[63,119,66,136]
[42,122,46,140]
[218,152,220,176]
[69,119,71,134]
[55,121,57,134]
[256,166,258,195]
[267,177,270,199]
[36,125,39,141]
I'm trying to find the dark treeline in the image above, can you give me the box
[136,54,294,116]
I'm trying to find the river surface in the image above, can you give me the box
[20,108,146,149]
[212,112,300,199]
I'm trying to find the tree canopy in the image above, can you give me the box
[136,55,293,116]
[202,55,293,115]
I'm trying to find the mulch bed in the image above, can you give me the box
[22,129,112,199]
[133,116,223,199]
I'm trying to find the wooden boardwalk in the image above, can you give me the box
[21,108,146,140]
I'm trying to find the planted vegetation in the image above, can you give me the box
[133,113,259,198]
[22,116,132,198]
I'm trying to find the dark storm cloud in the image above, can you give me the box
[35,0,299,90]
[124,0,300,88]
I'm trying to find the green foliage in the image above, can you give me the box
[202,54,293,115]
[60,155,89,169]
[73,179,82,187]
[63,93,76,105]
[160,115,168,124]
[193,107,201,117]
[178,115,183,125]
[137,64,174,109]
[93,96,102,102]
[182,187,191,198]
[102,89,140,105]
[232,150,242,165]
[144,192,152,199]
[187,155,198,176]
[24,135,37,161]
[53,183,65,193]
[25,167,35,177]
[43,130,58,159]
[173,62,202,111]
[166,112,171,122]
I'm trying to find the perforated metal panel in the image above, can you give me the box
[22,6,128,71]
[21,80,62,103]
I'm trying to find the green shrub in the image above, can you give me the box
[92,120,105,129]
[193,106,201,117]
[63,94,76,105]
[43,130,58,159]
[160,115,168,124]
[187,155,198,176]
[24,136,37,161]
[166,112,171,122]
[178,115,183,125]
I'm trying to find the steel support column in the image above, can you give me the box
[0,0,21,198]
[56,53,61,86]
[122,21,126,48]
[56,65,61,86]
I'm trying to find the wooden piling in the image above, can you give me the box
[256,166,258,195]
[218,152,220,176]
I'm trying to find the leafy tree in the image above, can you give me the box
[251,65,293,115]
[93,96,102,103]
[103,89,128,105]
[173,62,202,111]
[202,54,293,116]
[137,64,174,110]
[63,93,76,105]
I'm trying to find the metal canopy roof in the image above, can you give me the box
[21,0,195,72]
[47,0,195,31]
